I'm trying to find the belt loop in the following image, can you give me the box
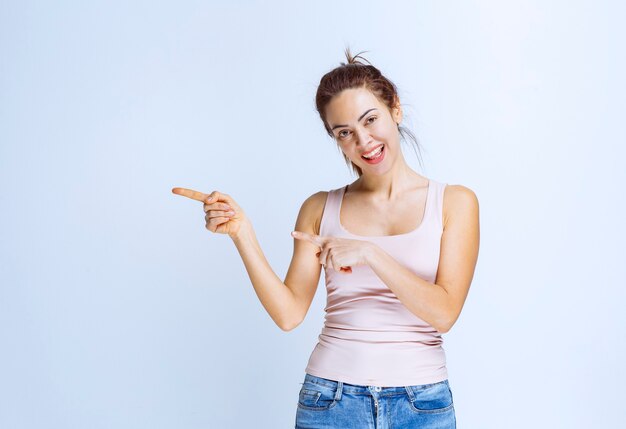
[335,381,343,401]
[404,385,415,401]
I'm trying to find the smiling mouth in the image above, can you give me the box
[361,145,384,160]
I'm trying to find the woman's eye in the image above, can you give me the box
[366,116,377,124]
[338,130,350,139]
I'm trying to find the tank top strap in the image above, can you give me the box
[318,186,345,236]
[426,179,447,231]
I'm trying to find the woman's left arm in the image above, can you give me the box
[366,185,480,333]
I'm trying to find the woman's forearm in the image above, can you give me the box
[365,244,451,333]
[230,224,298,331]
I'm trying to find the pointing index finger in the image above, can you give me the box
[171,187,209,203]
[291,231,326,247]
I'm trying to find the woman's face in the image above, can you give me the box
[324,87,402,175]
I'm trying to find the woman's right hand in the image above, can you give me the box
[171,187,250,239]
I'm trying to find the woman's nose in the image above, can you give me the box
[354,128,372,146]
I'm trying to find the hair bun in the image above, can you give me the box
[341,47,372,66]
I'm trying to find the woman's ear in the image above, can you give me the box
[392,97,403,125]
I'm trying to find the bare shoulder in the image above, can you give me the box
[442,184,479,228]
[297,191,329,235]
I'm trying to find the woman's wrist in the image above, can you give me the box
[230,221,255,244]
[364,242,381,266]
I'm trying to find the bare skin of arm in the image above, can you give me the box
[230,193,327,331]
[172,187,326,331]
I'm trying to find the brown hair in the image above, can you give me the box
[315,47,423,177]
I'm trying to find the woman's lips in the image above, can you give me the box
[361,144,385,164]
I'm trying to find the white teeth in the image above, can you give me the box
[363,146,383,159]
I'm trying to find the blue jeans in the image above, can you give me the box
[295,373,456,429]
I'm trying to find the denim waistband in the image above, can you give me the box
[303,373,449,398]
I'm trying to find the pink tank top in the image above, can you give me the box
[304,179,449,387]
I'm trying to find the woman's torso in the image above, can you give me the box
[304,177,450,387]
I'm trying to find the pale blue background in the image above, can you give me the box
[1,1,625,428]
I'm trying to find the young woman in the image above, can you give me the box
[173,49,479,429]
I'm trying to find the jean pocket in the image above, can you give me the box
[407,380,454,414]
[297,383,338,411]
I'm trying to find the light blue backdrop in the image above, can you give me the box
[1,1,624,428]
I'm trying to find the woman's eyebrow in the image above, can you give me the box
[330,108,378,130]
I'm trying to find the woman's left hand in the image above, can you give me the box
[291,230,376,274]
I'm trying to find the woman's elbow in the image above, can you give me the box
[279,318,303,332]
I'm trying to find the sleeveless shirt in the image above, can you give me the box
[304,179,449,387]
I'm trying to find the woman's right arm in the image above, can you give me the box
[230,191,326,331]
